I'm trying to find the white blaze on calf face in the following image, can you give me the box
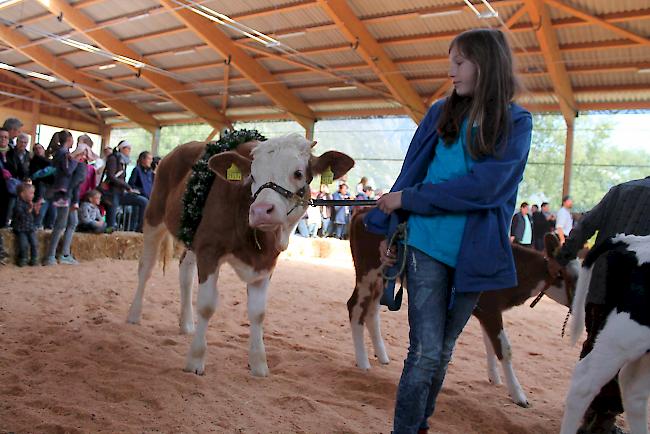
[248,134,312,231]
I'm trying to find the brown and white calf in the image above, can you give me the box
[348,209,575,406]
[126,134,353,377]
[561,234,650,434]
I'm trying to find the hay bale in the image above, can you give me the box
[0,228,349,263]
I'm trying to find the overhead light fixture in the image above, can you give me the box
[128,12,150,21]
[420,10,462,19]
[0,62,57,82]
[231,93,252,98]
[464,0,498,19]
[638,68,650,74]
[0,0,23,9]
[60,37,145,69]
[98,63,117,70]
[174,48,196,56]
[277,31,307,40]
[98,107,111,112]
[183,1,280,47]
[156,101,173,106]
[329,86,357,92]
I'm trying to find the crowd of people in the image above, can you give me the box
[509,195,576,250]
[0,117,159,267]
[295,176,384,240]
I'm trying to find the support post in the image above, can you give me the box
[562,121,574,199]
[305,121,315,141]
[100,125,111,151]
[30,92,40,145]
[151,127,161,156]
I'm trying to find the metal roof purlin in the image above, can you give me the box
[525,0,577,125]
[159,0,316,131]
[0,24,158,132]
[316,0,426,123]
[0,69,99,125]
[35,0,233,131]
[543,0,650,47]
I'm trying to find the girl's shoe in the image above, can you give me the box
[42,256,57,266]
[59,255,79,265]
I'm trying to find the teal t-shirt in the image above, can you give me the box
[406,120,474,267]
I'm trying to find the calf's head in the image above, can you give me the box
[208,133,354,249]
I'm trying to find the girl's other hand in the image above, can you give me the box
[377,191,402,214]
[379,239,397,268]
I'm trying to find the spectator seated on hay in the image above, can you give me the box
[78,189,106,234]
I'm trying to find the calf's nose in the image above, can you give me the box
[250,202,276,224]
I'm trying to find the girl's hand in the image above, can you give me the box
[379,239,397,268]
[377,191,402,214]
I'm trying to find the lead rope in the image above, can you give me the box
[381,223,408,281]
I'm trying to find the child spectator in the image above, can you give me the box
[12,183,39,266]
[128,151,154,199]
[78,190,106,233]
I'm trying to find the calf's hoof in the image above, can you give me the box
[184,358,205,376]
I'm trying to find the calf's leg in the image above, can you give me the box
[560,312,648,434]
[127,223,168,324]
[247,276,271,377]
[479,323,502,386]
[348,276,372,370]
[498,330,529,407]
[178,250,197,334]
[184,269,219,375]
[619,352,650,434]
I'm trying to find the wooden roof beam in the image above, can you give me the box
[35,0,232,130]
[316,0,426,122]
[525,0,577,125]
[0,24,158,132]
[544,0,650,47]
[159,0,315,131]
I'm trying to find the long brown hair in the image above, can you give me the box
[46,130,72,158]
[437,29,520,159]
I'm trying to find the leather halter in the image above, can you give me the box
[252,182,309,215]
[529,257,575,308]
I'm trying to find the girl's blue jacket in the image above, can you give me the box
[364,98,533,293]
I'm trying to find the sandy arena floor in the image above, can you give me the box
[0,253,620,433]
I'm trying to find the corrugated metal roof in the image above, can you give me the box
[0,0,648,126]
[82,0,159,23]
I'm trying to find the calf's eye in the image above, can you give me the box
[294,170,303,180]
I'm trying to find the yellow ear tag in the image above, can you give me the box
[320,166,334,185]
[226,163,242,181]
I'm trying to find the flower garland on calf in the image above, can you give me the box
[178,129,266,247]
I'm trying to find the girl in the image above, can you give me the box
[43,130,83,265]
[365,29,532,434]
[128,150,154,199]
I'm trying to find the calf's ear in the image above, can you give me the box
[208,151,252,183]
[310,151,354,180]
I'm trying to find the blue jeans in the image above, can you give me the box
[46,206,78,258]
[15,230,38,262]
[106,191,148,232]
[393,248,480,434]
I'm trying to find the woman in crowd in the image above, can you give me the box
[103,141,148,232]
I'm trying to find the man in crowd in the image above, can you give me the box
[6,133,30,180]
[2,118,23,148]
[556,195,574,244]
[555,177,650,434]
[532,201,556,251]
[510,202,533,247]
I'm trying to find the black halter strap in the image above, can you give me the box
[252,182,309,215]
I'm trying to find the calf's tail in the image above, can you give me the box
[159,233,175,275]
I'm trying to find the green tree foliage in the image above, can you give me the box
[519,114,650,212]
[109,114,649,213]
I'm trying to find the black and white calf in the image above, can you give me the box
[560,234,650,434]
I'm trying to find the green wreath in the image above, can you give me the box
[178,129,266,247]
